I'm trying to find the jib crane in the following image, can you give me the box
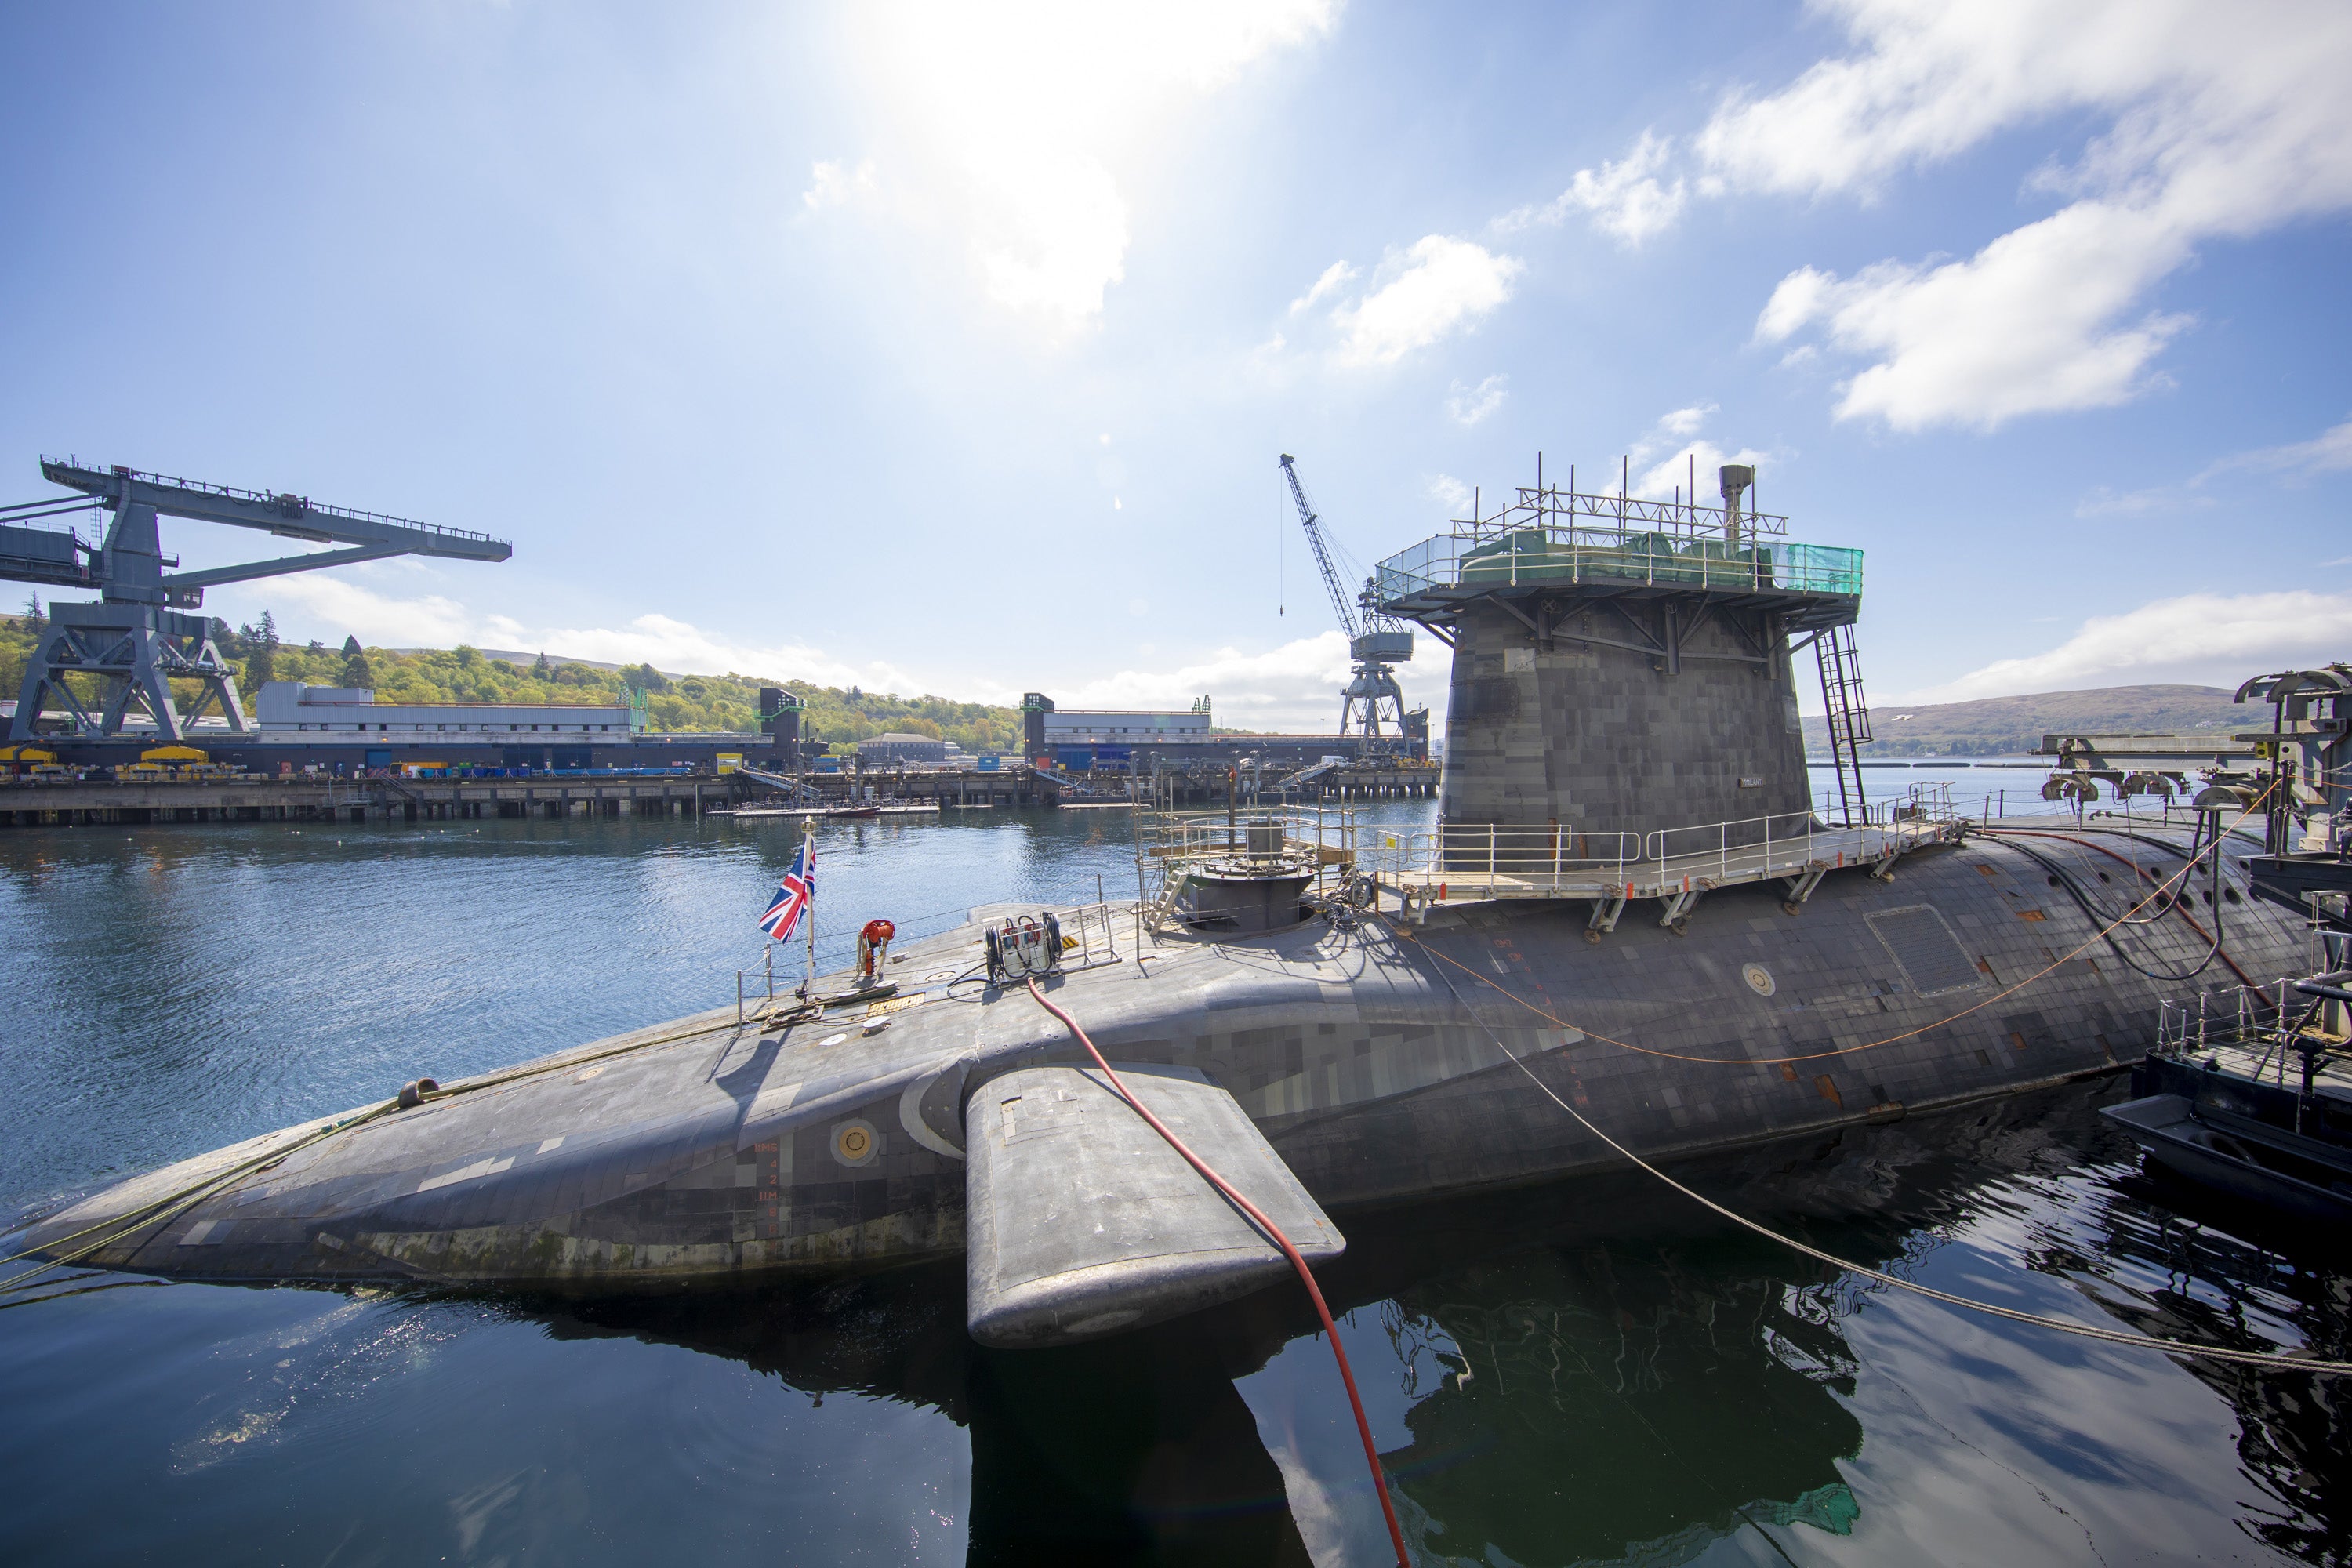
[1,459,510,742]
[1279,453,1411,748]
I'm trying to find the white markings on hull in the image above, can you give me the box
[416,1155,517,1192]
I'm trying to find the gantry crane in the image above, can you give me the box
[1,459,510,741]
[1279,453,1411,749]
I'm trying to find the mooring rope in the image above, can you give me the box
[1397,921,2352,1377]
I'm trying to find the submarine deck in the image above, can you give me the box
[1374,815,1946,908]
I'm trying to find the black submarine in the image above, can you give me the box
[12,460,2309,1350]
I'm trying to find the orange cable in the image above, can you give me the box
[1022,977,1412,1568]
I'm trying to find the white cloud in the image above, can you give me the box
[1629,440,1770,505]
[1581,404,1773,506]
[1426,473,1472,513]
[234,572,1394,731]
[253,574,928,693]
[1288,260,1356,314]
[2073,484,2210,519]
[2071,414,2352,514]
[2198,414,2352,481]
[1659,402,1715,437]
[800,158,877,210]
[1714,1,2352,430]
[1054,630,1377,732]
[1751,210,2195,430]
[1898,590,2352,703]
[1331,236,1522,367]
[837,2,1335,333]
[1501,129,1686,244]
[1445,374,1508,426]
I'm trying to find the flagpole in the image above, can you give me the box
[800,815,818,998]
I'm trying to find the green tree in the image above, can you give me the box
[339,633,372,689]
[532,650,552,679]
[236,610,279,694]
[24,593,45,631]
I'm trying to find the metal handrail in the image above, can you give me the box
[1364,823,1644,891]
[1375,529,1863,604]
[1360,783,1959,900]
[41,457,506,545]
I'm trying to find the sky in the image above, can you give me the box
[2,0,2347,730]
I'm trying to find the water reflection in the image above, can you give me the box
[5,811,2350,1563]
[1378,1239,1862,1566]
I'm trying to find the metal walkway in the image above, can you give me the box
[1368,801,1958,927]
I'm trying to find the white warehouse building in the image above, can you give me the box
[253,682,632,737]
[1040,710,1211,744]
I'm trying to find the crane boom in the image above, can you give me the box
[7,456,512,742]
[1277,453,1413,750]
[1279,453,1361,641]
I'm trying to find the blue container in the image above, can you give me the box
[976,756,1000,773]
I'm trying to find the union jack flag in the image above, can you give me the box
[760,839,814,942]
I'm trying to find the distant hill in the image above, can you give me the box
[1802,684,2248,757]
[0,617,1021,754]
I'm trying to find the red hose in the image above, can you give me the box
[1023,977,1411,1568]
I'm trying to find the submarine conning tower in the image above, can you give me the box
[1372,460,1864,849]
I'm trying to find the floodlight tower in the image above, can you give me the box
[0,459,511,741]
[1279,454,1412,750]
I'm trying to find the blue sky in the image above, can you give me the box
[3,1,2347,729]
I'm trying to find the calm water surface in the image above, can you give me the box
[2,800,2346,1566]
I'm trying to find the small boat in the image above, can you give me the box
[2103,1093,2352,1222]
[823,804,881,819]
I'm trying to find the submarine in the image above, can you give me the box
[10,460,2310,1348]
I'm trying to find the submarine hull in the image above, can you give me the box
[11,828,2302,1297]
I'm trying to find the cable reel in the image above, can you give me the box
[984,912,1063,985]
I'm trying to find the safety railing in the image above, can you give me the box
[1133,804,1360,923]
[1374,528,1861,604]
[1135,804,1358,867]
[41,457,507,545]
[1361,822,1645,895]
[2157,985,2290,1058]
[1363,785,1959,904]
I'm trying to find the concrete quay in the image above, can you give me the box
[0,775,732,828]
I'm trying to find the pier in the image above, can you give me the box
[0,774,735,826]
[0,757,1439,829]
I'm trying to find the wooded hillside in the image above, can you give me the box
[0,608,1023,754]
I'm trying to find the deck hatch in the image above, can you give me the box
[1864,905,1982,997]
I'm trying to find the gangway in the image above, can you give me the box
[2,459,511,742]
[1276,757,1347,793]
[736,766,825,804]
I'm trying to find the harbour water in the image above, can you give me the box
[2,790,2345,1565]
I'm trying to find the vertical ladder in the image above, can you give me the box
[1814,623,1872,826]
